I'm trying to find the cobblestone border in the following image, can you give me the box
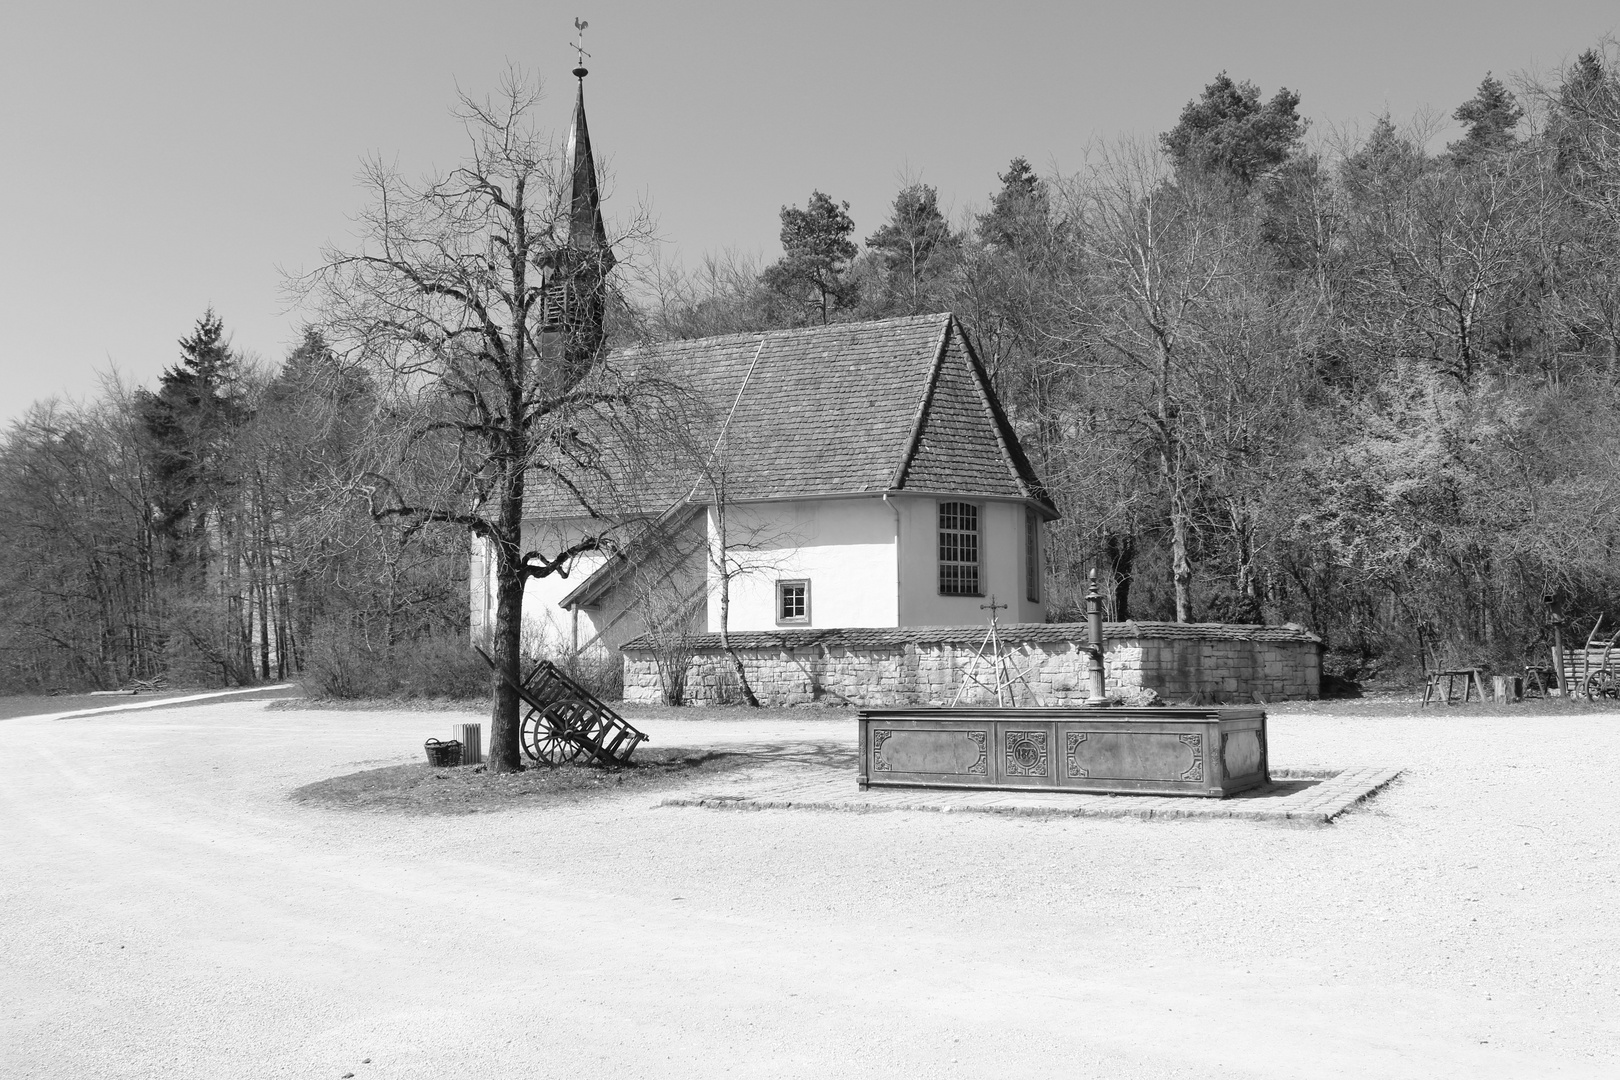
[659,766,1404,825]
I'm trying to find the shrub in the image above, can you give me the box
[559,649,624,702]
[303,627,489,701]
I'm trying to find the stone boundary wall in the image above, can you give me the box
[620,623,1321,707]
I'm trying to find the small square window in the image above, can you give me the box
[777,580,810,624]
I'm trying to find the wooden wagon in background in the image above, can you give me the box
[1528,617,1620,700]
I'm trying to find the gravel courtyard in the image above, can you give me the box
[2,699,1617,1079]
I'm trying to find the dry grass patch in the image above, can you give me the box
[269,696,489,713]
[290,746,783,815]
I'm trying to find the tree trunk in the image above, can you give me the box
[258,579,271,679]
[1153,332,1192,623]
[487,543,526,773]
[487,429,530,772]
[1166,449,1193,623]
[713,493,759,707]
[1104,533,1135,621]
[1232,500,1259,610]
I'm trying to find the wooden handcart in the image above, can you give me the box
[474,648,648,766]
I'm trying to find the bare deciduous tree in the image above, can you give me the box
[1061,140,1248,621]
[294,70,661,771]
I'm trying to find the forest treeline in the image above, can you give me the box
[645,55,1620,682]
[4,49,1620,692]
[0,319,475,693]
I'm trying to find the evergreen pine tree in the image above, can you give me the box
[761,191,858,324]
[1161,73,1304,185]
[977,158,1050,251]
[138,309,246,537]
[1447,73,1523,164]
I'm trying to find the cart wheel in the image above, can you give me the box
[570,702,607,750]
[1591,672,1619,700]
[521,702,586,765]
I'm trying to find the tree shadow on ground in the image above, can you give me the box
[290,741,854,815]
[674,741,857,768]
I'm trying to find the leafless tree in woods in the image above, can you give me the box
[1060,140,1249,621]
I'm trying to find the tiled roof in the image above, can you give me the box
[899,329,1025,497]
[525,314,1054,518]
[620,622,1324,652]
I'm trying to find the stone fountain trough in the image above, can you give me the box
[856,706,1268,798]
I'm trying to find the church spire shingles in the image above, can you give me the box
[564,65,614,267]
[541,61,613,363]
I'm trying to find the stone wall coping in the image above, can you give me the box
[620,621,1322,654]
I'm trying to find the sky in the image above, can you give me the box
[2,0,1617,425]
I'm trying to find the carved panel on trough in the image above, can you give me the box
[1179,733,1205,782]
[874,728,988,775]
[1003,730,1049,777]
[1065,733,1090,778]
[1065,731,1203,782]
[1222,729,1263,777]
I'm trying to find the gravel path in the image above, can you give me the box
[2,701,1617,1078]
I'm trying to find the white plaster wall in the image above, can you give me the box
[708,498,899,631]
[573,518,707,656]
[896,496,1047,626]
[471,515,707,658]
[479,496,1052,652]
[465,518,612,656]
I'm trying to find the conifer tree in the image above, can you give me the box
[138,309,247,561]
[1447,73,1523,163]
[1161,73,1304,186]
[762,190,858,324]
[977,158,1050,251]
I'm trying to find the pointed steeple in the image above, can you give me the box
[564,65,614,269]
[539,55,613,366]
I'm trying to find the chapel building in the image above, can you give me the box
[469,65,1058,658]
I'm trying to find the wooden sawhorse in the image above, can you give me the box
[1422,668,1488,707]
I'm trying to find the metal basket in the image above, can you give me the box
[423,738,463,768]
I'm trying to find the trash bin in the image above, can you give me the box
[452,723,482,766]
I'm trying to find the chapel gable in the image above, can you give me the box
[898,322,1050,507]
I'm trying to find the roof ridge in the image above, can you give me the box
[616,312,951,357]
